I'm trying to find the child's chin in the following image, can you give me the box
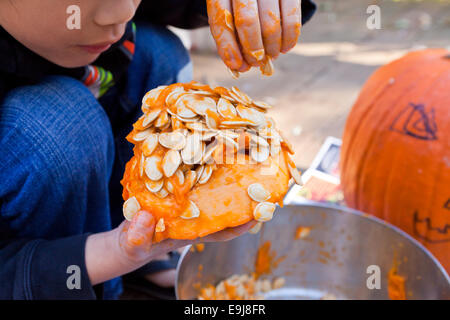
[52,54,100,69]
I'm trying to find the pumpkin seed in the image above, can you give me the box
[142,134,159,156]
[174,169,185,185]
[247,183,271,202]
[159,121,171,131]
[198,164,213,184]
[189,90,215,96]
[180,200,200,219]
[165,179,174,193]
[158,131,186,150]
[185,122,209,132]
[145,155,163,181]
[217,98,237,118]
[234,87,252,104]
[191,97,217,116]
[205,110,220,129]
[260,56,274,76]
[227,68,240,79]
[176,115,201,123]
[155,110,169,128]
[142,85,167,106]
[145,179,164,193]
[252,100,272,110]
[253,202,276,222]
[171,116,184,130]
[133,128,154,142]
[165,86,185,106]
[236,105,266,127]
[142,109,162,127]
[249,134,269,147]
[155,187,169,199]
[288,162,302,185]
[184,170,197,189]
[220,119,255,127]
[250,145,269,163]
[176,99,197,118]
[155,218,165,233]
[195,165,205,184]
[202,143,219,164]
[123,196,141,221]
[162,149,181,177]
[181,133,204,164]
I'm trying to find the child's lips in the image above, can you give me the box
[79,42,113,54]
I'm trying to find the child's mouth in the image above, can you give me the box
[79,43,112,54]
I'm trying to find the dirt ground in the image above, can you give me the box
[190,0,450,169]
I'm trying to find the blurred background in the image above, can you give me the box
[175,0,450,169]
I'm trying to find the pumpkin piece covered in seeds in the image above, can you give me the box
[121,82,301,242]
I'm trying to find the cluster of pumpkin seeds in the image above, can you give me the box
[123,83,302,231]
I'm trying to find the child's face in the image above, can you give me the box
[0,0,141,67]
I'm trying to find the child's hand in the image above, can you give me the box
[207,0,302,73]
[117,210,257,262]
[86,210,257,285]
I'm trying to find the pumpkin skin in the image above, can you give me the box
[121,83,298,242]
[340,49,450,273]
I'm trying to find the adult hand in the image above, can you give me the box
[207,0,302,76]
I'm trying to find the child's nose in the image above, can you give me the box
[94,0,139,27]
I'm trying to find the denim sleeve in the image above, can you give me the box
[135,0,316,29]
[0,233,99,299]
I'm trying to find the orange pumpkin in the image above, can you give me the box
[340,49,450,273]
[121,82,301,242]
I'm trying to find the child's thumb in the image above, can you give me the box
[126,210,155,249]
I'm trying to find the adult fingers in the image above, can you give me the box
[207,0,249,72]
[257,0,282,58]
[280,0,302,53]
[232,0,266,66]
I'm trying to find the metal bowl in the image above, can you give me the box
[176,201,450,300]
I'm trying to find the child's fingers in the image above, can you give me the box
[280,0,302,53]
[207,0,249,71]
[257,0,282,58]
[232,0,266,67]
